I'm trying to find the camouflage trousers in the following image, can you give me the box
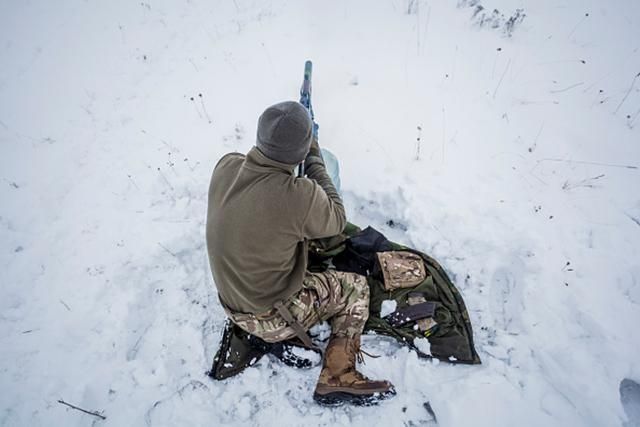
[225,270,370,342]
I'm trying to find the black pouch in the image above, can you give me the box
[385,301,436,327]
[332,226,393,275]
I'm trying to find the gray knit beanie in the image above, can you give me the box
[256,101,313,165]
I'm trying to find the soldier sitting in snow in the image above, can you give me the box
[206,101,395,405]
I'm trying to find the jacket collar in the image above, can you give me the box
[245,146,298,175]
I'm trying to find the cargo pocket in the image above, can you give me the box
[286,282,322,329]
[375,251,427,290]
[299,273,334,323]
[302,274,332,303]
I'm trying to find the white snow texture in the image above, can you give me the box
[1,1,639,426]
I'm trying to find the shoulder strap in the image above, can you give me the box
[273,301,320,351]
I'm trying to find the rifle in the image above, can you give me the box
[298,60,313,177]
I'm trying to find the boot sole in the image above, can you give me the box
[313,389,396,407]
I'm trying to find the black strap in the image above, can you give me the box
[385,302,436,327]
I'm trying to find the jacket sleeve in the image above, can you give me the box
[299,163,346,239]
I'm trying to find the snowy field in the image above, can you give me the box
[1,0,640,426]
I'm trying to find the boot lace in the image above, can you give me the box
[352,340,381,365]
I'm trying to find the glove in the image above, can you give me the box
[304,122,324,174]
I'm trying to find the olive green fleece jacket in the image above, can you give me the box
[206,146,346,314]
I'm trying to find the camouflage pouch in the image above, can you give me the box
[375,251,427,290]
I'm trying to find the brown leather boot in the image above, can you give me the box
[313,336,395,406]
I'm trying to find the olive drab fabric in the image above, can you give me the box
[309,225,481,365]
[370,250,480,364]
[225,270,370,342]
[206,146,345,314]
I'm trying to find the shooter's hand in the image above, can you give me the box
[304,123,324,174]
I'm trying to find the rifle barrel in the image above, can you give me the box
[298,60,314,177]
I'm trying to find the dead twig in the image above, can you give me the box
[188,58,199,72]
[562,174,605,190]
[415,125,422,160]
[537,158,637,170]
[158,243,177,258]
[59,299,72,311]
[198,94,213,124]
[441,106,446,162]
[493,59,511,99]
[157,168,174,191]
[528,123,544,153]
[58,399,106,420]
[614,72,640,114]
[629,106,640,128]
[626,214,640,228]
[567,13,589,39]
[127,174,140,190]
[550,82,584,94]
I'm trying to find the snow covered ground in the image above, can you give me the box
[1,0,639,426]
